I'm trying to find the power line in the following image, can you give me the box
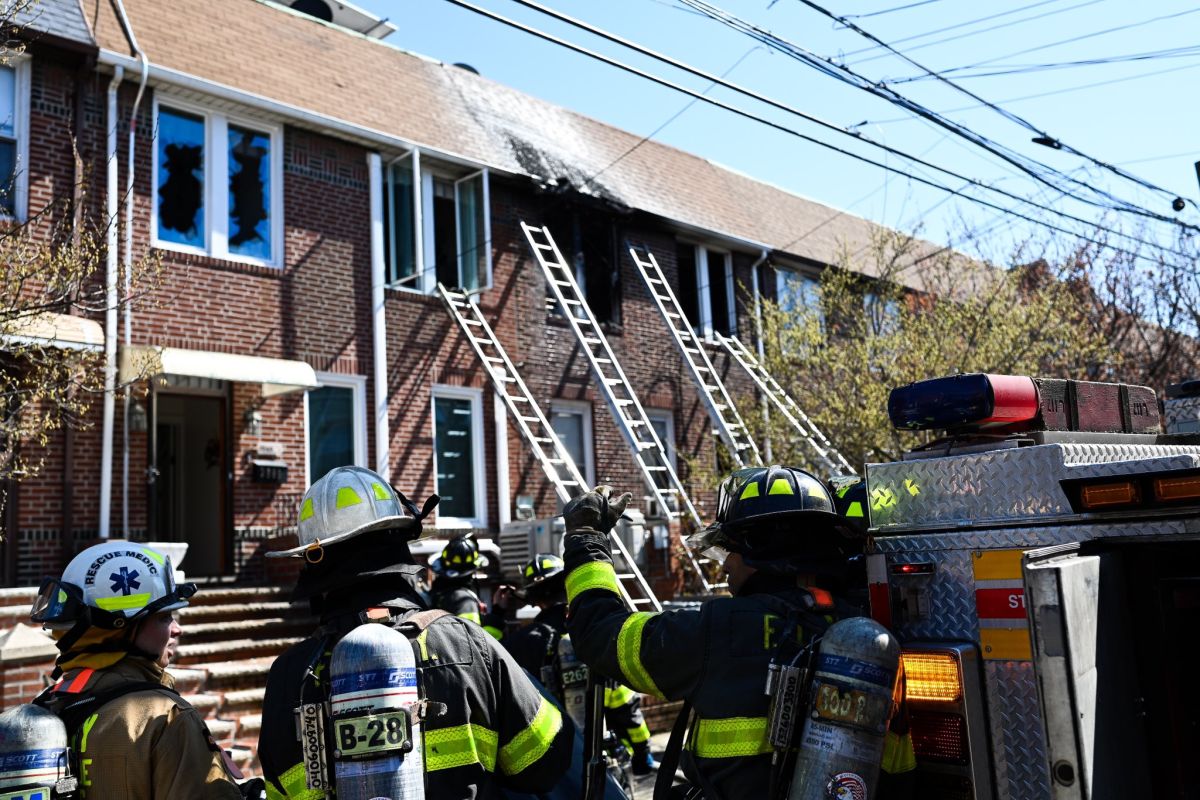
[866,59,1200,124]
[436,0,1191,263]
[843,0,942,20]
[689,0,1195,224]
[927,45,1200,81]
[842,0,1081,60]
[892,7,1200,82]
[846,0,1105,65]
[499,0,1181,253]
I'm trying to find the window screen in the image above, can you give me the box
[383,156,418,286]
[308,386,354,483]
[434,396,476,519]
[157,107,206,249]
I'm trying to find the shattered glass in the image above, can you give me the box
[156,107,205,248]
[227,124,271,260]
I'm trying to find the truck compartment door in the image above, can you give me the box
[1023,543,1150,800]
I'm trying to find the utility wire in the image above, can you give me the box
[500,0,1179,253]
[931,45,1200,80]
[843,0,942,20]
[892,7,1200,82]
[686,0,1195,224]
[437,0,1190,262]
[846,0,1103,65]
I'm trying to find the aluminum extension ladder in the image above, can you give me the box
[519,223,723,594]
[714,331,854,476]
[628,244,762,469]
[436,283,662,612]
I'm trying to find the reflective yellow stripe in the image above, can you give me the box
[483,624,504,640]
[627,721,651,744]
[79,714,98,752]
[298,498,314,522]
[273,763,325,800]
[566,561,621,604]
[617,613,664,699]
[425,723,499,772]
[690,717,772,758]
[882,730,917,774]
[94,592,151,611]
[458,610,482,625]
[604,683,635,708]
[265,780,286,800]
[499,697,562,776]
[143,548,164,565]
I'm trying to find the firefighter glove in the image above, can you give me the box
[563,486,633,535]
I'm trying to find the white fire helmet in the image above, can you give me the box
[31,540,195,631]
[266,466,423,560]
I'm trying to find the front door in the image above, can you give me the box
[154,394,225,576]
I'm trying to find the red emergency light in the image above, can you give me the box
[889,374,1160,434]
[889,374,1039,431]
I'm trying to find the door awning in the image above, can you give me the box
[120,345,319,397]
[3,313,104,351]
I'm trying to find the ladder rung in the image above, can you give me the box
[483,356,505,363]
[462,318,483,326]
[644,465,667,471]
[563,298,582,306]
[629,597,655,605]
[532,241,555,251]
[552,279,573,287]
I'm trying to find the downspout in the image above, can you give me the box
[367,153,390,480]
[99,66,124,539]
[750,249,771,462]
[114,0,149,538]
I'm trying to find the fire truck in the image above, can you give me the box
[863,373,1200,800]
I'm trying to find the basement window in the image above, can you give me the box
[381,149,491,294]
[153,98,282,266]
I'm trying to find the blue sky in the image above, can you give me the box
[355,0,1199,263]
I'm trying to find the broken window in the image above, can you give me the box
[538,210,620,324]
[676,242,699,330]
[380,150,491,294]
[227,125,272,261]
[156,107,205,249]
[154,101,281,265]
[704,248,735,337]
[382,152,419,286]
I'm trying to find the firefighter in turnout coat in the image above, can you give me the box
[562,466,916,799]
[31,541,243,800]
[257,466,571,800]
[429,533,490,628]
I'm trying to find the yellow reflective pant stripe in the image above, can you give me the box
[627,721,651,744]
[881,730,917,774]
[425,723,499,772]
[458,610,482,625]
[617,613,665,699]
[272,763,326,800]
[566,561,622,604]
[690,716,772,759]
[499,696,563,776]
[604,683,635,708]
[483,624,504,640]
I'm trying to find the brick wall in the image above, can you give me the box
[8,50,770,590]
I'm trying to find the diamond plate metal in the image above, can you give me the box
[867,443,1200,529]
[1164,396,1200,433]
[986,660,1051,799]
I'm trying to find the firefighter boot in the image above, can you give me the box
[631,743,659,776]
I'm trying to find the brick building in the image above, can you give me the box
[3,0,894,590]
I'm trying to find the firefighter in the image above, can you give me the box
[257,466,571,799]
[488,553,659,775]
[562,465,914,799]
[429,533,489,627]
[30,540,244,799]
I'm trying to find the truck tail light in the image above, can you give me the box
[901,644,991,799]
[903,651,963,703]
[1154,474,1200,502]
[910,711,969,764]
[1079,481,1139,509]
[1063,468,1200,513]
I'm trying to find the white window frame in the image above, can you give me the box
[383,148,492,296]
[303,372,368,487]
[151,94,284,268]
[695,245,735,340]
[550,400,595,488]
[0,56,31,223]
[431,385,488,529]
[645,408,677,473]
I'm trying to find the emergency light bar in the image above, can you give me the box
[889,373,1160,435]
